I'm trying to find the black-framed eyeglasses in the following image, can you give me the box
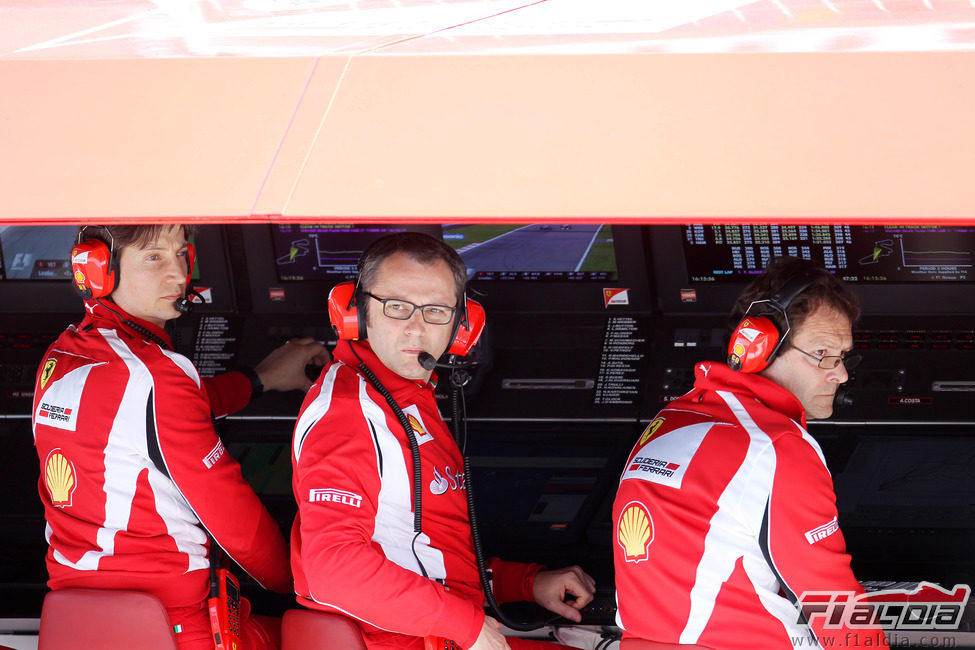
[788,343,861,370]
[364,292,456,325]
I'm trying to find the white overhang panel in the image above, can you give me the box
[2,1,975,224]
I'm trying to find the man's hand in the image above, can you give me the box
[532,565,596,623]
[254,337,331,393]
[467,616,510,650]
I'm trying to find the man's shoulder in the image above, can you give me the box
[652,401,720,430]
[293,364,376,463]
[315,360,365,396]
[44,324,142,371]
[689,371,801,433]
[99,333,203,389]
[296,362,366,423]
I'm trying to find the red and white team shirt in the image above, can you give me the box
[32,300,291,609]
[291,341,540,650]
[613,362,885,649]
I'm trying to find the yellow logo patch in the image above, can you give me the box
[618,501,653,563]
[40,358,57,390]
[638,417,665,447]
[407,414,427,437]
[45,449,77,508]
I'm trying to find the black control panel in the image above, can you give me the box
[5,223,975,620]
[644,314,975,424]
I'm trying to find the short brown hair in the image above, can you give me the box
[77,224,198,254]
[357,232,467,319]
[730,256,860,336]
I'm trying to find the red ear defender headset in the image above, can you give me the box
[727,272,815,373]
[70,227,196,301]
[327,281,486,357]
[70,230,117,300]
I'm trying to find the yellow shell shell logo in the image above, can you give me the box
[638,418,665,447]
[407,414,427,436]
[40,358,57,390]
[45,449,76,508]
[618,501,653,563]
[733,342,745,357]
[74,270,86,285]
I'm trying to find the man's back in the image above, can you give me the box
[33,302,291,609]
[613,361,878,649]
[33,309,214,606]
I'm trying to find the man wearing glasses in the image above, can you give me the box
[291,232,595,650]
[612,256,885,649]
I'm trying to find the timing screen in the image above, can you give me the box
[270,224,442,282]
[444,224,618,281]
[272,224,619,282]
[683,225,975,282]
[0,226,76,280]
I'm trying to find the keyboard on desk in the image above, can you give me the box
[579,588,618,626]
[496,588,618,628]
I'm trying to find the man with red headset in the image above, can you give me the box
[290,232,596,650]
[32,225,330,650]
[612,256,885,649]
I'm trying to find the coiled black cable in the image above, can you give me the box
[464,454,558,632]
[351,341,556,628]
[347,342,429,578]
[453,380,557,632]
[96,299,170,349]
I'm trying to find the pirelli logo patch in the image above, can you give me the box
[805,516,839,545]
[202,440,226,469]
[309,488,362,508]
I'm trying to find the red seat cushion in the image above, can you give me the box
[39,588,178,650]
[281,609,366,650]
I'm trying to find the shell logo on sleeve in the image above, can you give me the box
[618,501,653,563]
[45,449,77,508]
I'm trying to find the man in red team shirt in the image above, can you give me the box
[290,232,596,650]
[32,225,330,650]
[613,256,886,649]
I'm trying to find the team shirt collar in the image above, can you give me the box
[81,299,173,350]
[694,361,807,429]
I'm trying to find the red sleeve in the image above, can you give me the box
[154,357,291,593]
[292,369,484,647]
[767,433,886,647]
[487,557,544,604]
[202,371,252,418]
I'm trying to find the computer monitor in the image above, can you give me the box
[0,225,76,280]
[243,223,652,315]
[651,224,975,315]
[445,224,618,282]
[460,223,652,314]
